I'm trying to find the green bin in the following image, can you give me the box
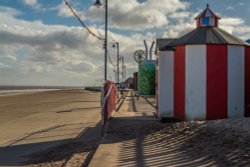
[138,60,156,95]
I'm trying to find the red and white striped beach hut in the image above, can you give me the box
[157,4,250,120]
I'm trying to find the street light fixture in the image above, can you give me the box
[112,42,120,83]
[120,56,124,82]
[123,65,126,82]
[94,0,108,81]
[93,0,102,7]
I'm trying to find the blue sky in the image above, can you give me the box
[0,0,250,86]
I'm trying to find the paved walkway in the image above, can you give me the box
[89,91,159,167]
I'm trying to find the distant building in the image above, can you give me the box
[124,77,134,89]
[156,4,250,120]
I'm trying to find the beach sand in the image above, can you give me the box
[1,89,250,166]
[0,89,102,167]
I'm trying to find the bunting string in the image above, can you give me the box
[107,51,117,66]
[64,0,104,40]
[65,0,117,67]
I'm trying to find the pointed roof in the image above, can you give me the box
[195,4,221,20]
[161,4,248,48]
[168,27,248,46]
[156,38,176,52]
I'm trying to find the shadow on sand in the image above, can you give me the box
[103,116,250,167]
[0,122,102,167]
[56,107,101,113]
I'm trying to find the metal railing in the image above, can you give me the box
[101,81,117,135]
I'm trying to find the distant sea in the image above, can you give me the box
[0,86,84,94]
[0,89,61,94]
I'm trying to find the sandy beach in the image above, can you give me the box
[0,89,102,167]
[1,89,250,167]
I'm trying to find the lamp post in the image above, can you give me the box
[112,42,120,83]
[120,56,124,82]
[94,0,108,81]
[124,65,126,82]
[113,69,117,82]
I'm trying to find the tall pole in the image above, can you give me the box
[112,42,120,83]
[149,41,155,60]
[143,40,148,60]
[104,0,108,81]
[113,69,117,82]
[121,56,124,82]
[116,43,119,83]
[124,65,126,82]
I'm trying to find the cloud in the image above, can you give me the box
[58,0,190,30]
[30,65,43,72]
[0,62,9,69]
[22,0,37,6]
[237,2,244,6]
[219,17,250,40]
[161,11,198,38]
[0,6,21,16]
[21,0,42,10]
[232,26,250,40]
[57,1,73,17]
[0,7,100,85]
[0,6,145,85]
[162,11,250,41]
[220,18,245,27]
[65,61,96,73]
[169,12,191,19]
[1,55,17,61]
[226,6,234,10]
[1,3,250,86]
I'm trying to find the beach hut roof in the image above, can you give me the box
[155,38,176,52]
[161,5,248,48]
[168,27,248,46]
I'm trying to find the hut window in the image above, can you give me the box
[202,17,209,26]
[209,18,215,26]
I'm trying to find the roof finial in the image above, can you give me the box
[206,3,209,8]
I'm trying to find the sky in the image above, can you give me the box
[0,0,250,86]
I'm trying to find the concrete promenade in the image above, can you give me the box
[89,91,159,167]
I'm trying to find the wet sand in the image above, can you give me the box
[0,85,82,90]
[0,89,102,167]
